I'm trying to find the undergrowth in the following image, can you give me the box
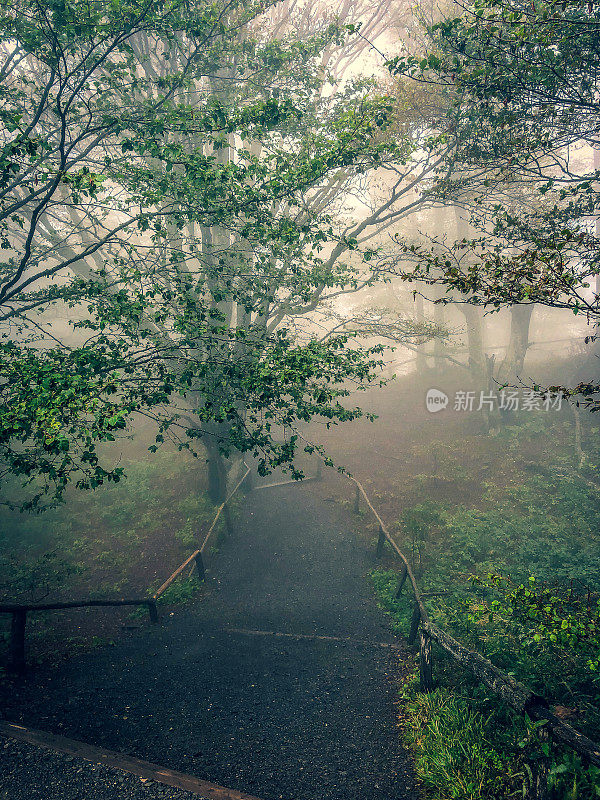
[369,413,600,799]
[0,449,218,603]
[372,568,600,799]
[0,447,222,662]
[156,575,203,606]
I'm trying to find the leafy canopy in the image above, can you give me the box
[0,0,399,508]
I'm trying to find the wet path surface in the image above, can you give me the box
[0,482,418,800]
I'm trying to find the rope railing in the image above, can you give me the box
[0,463,251,675]
[349,472,600,796]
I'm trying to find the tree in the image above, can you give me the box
[387,0,600,401]
[0,0,395,508]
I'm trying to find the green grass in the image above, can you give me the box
[371,568,600,799]
[401,681,521,800]
[367,411,600,799]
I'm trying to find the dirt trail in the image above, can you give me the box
[0,481,418,800]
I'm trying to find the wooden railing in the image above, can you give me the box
[4,456,597,796]
[350,474,600,797]
[0,598,159,677]
[152,464,251,601]
[0,463,251,676]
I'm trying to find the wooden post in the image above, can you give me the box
[10,609,26,675]
[353,484,360,514]
[395,565,408,599]
[408,600,421,645]
[419,628,433,692]
[315,460,323,481]
[524,727,550,800]
[376,524,386,557]
[147,600,158,624]
[194,552,205,581]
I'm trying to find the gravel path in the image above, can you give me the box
[1,737,210,800]
[0,481,418,800]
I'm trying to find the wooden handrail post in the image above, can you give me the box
[395,565,408,599]
[376,524,386,557]
[10,609,26,675]
[353,484,360,514]
[147,600,159,624]
[194,552,205,582]
[408,600,421,645]
[419,628,433,692]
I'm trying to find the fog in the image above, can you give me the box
[1,1,599,798]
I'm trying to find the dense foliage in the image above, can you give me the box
[0,0,409,507]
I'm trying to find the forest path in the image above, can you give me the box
[1,480,418,800]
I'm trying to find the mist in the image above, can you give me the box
[0,1,599,799]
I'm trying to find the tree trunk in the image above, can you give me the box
[459,304,486,379]
[433,285,447,371]
[206,440,227,503]
[499,305,534,381]
[453,209,486,379]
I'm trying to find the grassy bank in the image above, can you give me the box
[365,409,600,798]
[0,446,224,668]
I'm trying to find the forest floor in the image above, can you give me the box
[0,479,419,800]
